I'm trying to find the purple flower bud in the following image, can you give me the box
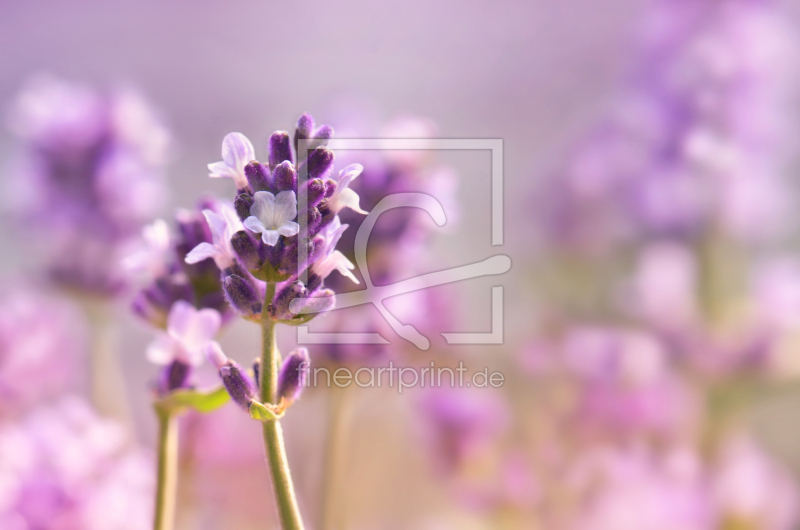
[313,125,334,144]
[219,361,256,410]
[269,131,293,169]
[271,280,308,320]
[234,193,255,222]
[160,359,191,393]
[307,148,335,181]
[274,237,316,278]
[295,113,314,146]
[277,348,310,404]
[324,179,337,199]
[231,230,261,270]
[301,178,327,208]
[304,124,335,151]
[244,161,271,192]
[132,273,194,328]
[273,161,297,192]
[305,207,323,237]
[223,274,263,318]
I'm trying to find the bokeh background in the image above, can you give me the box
[3,0,800,528]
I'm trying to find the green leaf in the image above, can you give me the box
[155,386,231,414]
[249,400,282,421]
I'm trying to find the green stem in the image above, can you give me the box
[153,407,178,530]
[261,282,305,530]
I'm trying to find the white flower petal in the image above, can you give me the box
[143,219,170,249]
[184,242,217,264]
[146,335,178,365]
[251,191,276,223]
[182,308,222,351]
[221,132,255,170]
[243,216,266,234]
[202,209,227,242]
[323,220,348,256]
[221,204,244,233]
[273,191,298,225]
[180,345,206,367]
[166,300,196,340]
[337,164,363,189]
[331,251,360,284]
[208,161,237,179]
[261,230,280,246]
[334,188,367,214]
[277,221,300,237]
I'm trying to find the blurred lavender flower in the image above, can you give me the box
[536,0,798,251]
[128,199,239,396]
[130,197,236,331]
[418,387,510,476]
[6,75,171,296]
[0,396,153,530]
[565,445,713,530]
[0,288,86,416]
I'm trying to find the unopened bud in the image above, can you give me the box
[230,230,261,271]
[295,113,314,149]
[301,178,327,208]
[245,161,271,192]
[234,193,255,222]
[273,161,298,192]
[307,147,334,180]
[161,359,191,393]
[271,280,307,320]
[222,274,263,318]
[277,348,310,404]
[269,131,293,169]
[219,361,256,410]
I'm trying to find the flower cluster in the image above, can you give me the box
[200,115,364,328]
[190,114,364,411]
[6,75,171,296]
[128,199,236,396]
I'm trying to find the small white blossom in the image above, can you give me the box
[208,132,255,190]
[121,219,171,277]
[184,204,243,269]
[327,164,367,215]
[312,217,359,284]
[243,190,300,246]
[146,301,221,366]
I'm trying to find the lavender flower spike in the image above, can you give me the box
[243,190,300,246]
[208,132,256,190]
[277,348,310,404]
